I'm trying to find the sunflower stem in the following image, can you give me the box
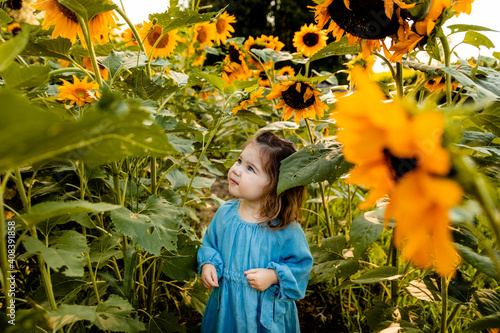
[76,16,102,87]
[49,67,94,80]
[440,276,449,333]
[373,52,397,85]
[439,36,452,107]
[114,6,152,78]
[395,62,404,98]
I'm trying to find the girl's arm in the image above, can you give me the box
[197,209,224,281]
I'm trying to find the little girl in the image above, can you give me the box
[197,131,313,332]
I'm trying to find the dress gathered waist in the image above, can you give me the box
[222,268,251,286]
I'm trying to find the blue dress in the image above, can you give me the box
[197,200,313,333]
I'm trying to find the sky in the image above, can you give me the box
[117,0,499,60]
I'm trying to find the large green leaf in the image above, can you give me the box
[19,200,121,227]
[456,244,500,281]
[49,295,145,332]
[310,258,359,284]
[0,8,12,25]
[447,24,498,34]
[58,0,117,23]
[111,195,185,255]
[123,69,179,101]
[161,233,201,281]
[0,29,29,72]
[308,37,361,63]
[89,233,123,268]
[462,31,495,49]
[22,230,88,277]
[190,71,226,92]
[1,64,51,90]
[466,313,500,332]
[470,101,500,137]
[352,266,401,284]
[473,289,500,316]
[277,139,352,195]
[147,312,186,333]
[98,51,149,79]
[0,88,175,171]
[21,37,72,61]
[149,7,219,33]
[350,210,385,259]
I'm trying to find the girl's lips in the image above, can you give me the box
[230,178,238,185]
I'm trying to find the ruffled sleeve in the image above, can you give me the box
[197,205,225,278]
[266,222,313,302]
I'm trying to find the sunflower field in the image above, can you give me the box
[1,0,500,332]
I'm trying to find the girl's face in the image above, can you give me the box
[227,143,270,204]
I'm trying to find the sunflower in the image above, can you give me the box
[278,66,296,78]
[7,23,22,36]
[57,75,100,107]
[244,34,285,67]
[138,21,179,59]
[346,54,375,81]
[452,0,474,16]
[232,88,265,114]
[267,79,328,124]
[120,27,137,47]
[389,0,450,62]
[310,0,415,58]
[82,57,109,81]
[425,76,459,92]
[192,22,217,50]
[214,11,236,45]
[332,67,463,276]
[254,69,271,87]
[221,42,251,85]
[34,0,118,45]
[293,23,328,58]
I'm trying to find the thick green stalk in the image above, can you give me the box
[304,118,333,235]
[76,16,102,86]
[151,157,157,195]
[440,277,448,332]
[111,162,122,205]
[395,62,404,98]
[439,36,452,106]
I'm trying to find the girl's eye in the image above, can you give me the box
[236,158,242,164]
[248,166,254,172]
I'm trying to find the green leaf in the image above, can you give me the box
[123,69,179,101]
[1,64,51,90]
[21,37,72,61]
[95,295,145,332]
[190,71,226,92]
[150,7,218,33]
[470,101,500,137]
[111,195,185,255]
[352,266,401,284]
[462,31,495,49]
[310,236,347,263]
[0,29,28,72]
[58,0,117,23]
[308,37,361,63]
[161,234,200,281]
[89,233,123,268]
[98,51,149,79]
[473,289,500,316]
[49,295,145,332]
[232,109,267,126]
[260,121,300,131]
[350,210,385,259]
[406,279,439,302]
[20,200,122,228]
[277,139,352,195]
[166,134,195,154]
[448,24,498,34]
[147,312,186,333]
[250,49,292,64]
[440,66,500,101]
[456,244,500,281]
[0,8,13,25]
[467,313,500,332]
[22,230,88,277]
[0,88,175,171]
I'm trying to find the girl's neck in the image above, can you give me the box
[238,199,267,223]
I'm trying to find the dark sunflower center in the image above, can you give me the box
[303,32,319,47]
[249,43,266,51]
[228,45,242,64]
[54,1,78,23]
[8,0,22,10]
[148,25,169,48]
[11,26,22,36]
[216,19,226,34]
[327,0,400,39]
[282,82,316,110]
[197,27,207,43]
[383,149,417,181]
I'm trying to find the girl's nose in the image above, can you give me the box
[232,163,242,175]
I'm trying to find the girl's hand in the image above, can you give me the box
[244,268,278,291]
[201,263,219,290]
